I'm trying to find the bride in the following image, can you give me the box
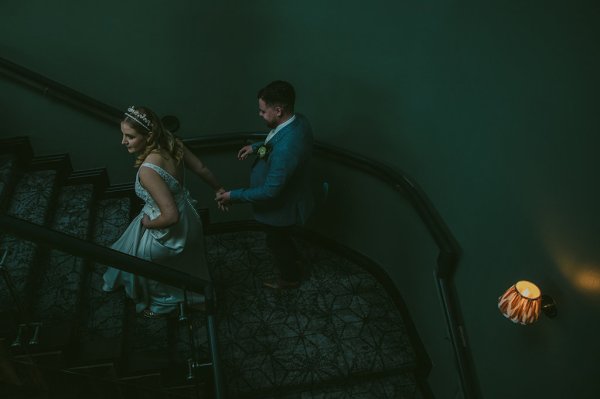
[102,105,225,318]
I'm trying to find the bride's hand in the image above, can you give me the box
[141,214,151,228]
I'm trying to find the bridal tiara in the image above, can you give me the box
[124,106,152,131]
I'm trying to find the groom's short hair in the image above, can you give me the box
[258,80,295,113]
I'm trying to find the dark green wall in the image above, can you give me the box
[2,1,599,398]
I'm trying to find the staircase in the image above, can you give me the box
[0,136,428,398]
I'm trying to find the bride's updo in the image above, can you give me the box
[123,105,184,167]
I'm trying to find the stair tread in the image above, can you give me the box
[31,184,95,322]
[0,169,58,312]
[7,169,57,223]
[257,370,421,399]
[75,197,132,363]
[0,154,17,203]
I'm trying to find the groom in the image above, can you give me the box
[215,80,314,288]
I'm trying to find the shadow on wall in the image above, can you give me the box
[313,76,417,174]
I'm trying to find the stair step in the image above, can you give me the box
[11,360,122,399]
[125,314,172,373]
[0,154,18,207]
[6,169,57,223]
[69,167,108,181]
[75,196,132,365]
[255,370,421,399]
[68,168,109,198]
[117,363,211,398]
[0,136,33,167]
[31,184,95,322]
[12,183,94,358]
[10,321,71,356]
[117,373,186,399]
[0,169,58,314]
[63,363,123,398]
[29,153,71,172]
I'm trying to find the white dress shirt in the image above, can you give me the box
[265,115,296,144]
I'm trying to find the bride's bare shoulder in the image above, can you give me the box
[144,150,168,166]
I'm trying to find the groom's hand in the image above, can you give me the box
[215,191,231,211]
[237,145,254,160]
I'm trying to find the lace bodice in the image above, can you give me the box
[135,162,182,201]
[136,162,197,219]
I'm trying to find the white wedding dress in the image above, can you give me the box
[102,162,208,315]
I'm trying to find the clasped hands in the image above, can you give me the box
[215,188,230,211]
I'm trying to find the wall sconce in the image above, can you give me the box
[498,280,557,325]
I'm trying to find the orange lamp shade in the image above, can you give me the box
[498,280,542,325]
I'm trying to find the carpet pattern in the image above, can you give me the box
[205,230,416,397]
[79,197,132,344]
[104,228,418,397]
[32,184,94,321]
[0,169,57,312]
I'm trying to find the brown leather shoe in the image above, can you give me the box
[263,279,301,289]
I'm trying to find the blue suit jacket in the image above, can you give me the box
[229,114,315,226]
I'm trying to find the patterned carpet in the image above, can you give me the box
[205,230,418,398]
[0,168,56,312]
[113,228,420,398]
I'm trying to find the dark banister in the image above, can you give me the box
[0,57,121,126]
[313,144,478,398]
[0,213,209,293]
[1,56,479,398]
[314,142,460,271]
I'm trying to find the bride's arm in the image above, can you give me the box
[182,144,224,193]
[139,166,179,229]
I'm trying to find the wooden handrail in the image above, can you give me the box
[0,57,121,125]
[0,213,210,293]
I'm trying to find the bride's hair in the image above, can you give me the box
[123,105,184,167]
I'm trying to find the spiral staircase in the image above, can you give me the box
[0,136,427,398]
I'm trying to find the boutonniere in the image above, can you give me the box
[257,144,272,159]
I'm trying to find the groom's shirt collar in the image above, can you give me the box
[265,114,296,144]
